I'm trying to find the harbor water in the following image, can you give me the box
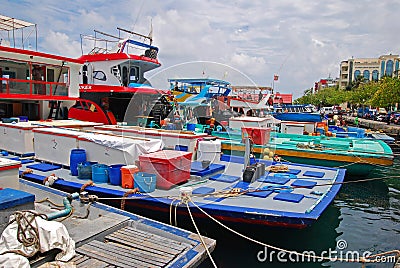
[199,155,400,267]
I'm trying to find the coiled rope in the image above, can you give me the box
[0,211,47,258]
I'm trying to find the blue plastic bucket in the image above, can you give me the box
[109,164,124,185]
[70,149,86,176]
[186,123,196,131]
[78,161,93,180]
[92,164,109,183]
[134,172,156,193]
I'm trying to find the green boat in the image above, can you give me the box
[212,130,394,177]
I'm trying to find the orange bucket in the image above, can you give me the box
[121,165,139,189]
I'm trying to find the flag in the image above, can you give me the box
[274,74,279,81]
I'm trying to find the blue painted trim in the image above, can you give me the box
[125,39,159,51]
[169,249,198,268]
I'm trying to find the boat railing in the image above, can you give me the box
[0,77,68,98]
[89,46,110,55]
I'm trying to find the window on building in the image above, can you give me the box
[386,60,394,76]
[363,70,370,81]
[372,70,379,81]
[354,70,361,80]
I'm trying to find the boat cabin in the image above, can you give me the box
[69,29,173,126]
[0,46,82,120]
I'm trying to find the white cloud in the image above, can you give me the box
[42,31,81,58]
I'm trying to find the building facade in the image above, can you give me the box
[314,76,339,93]
[339,54,400,89]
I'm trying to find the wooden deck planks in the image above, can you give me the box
[90,240,170,266]
[76,242,144,268]
[74,225,188,268]
[106,231,181,256]
[77,257,110,268]
[118,227,188,251]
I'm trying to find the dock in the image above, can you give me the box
[345,116,400,137]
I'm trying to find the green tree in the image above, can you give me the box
[294,76,400,110]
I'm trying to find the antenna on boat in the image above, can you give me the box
[117,27,153,45]
[94,30,121,40]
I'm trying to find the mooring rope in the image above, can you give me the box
[188,199,400,264]
[169,198,180,226]
[185,202,218,268]
[35,198,65,208]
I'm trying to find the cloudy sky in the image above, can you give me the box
[2,0,400,98]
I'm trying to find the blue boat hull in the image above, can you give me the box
[20,158,346,229]
[273,112,322,122]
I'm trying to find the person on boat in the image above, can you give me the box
[32,65,45,94]
[267,96,273,106]
[354,116,359,127]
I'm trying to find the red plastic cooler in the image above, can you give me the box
[139,150,193,189]
[241,127,271,145]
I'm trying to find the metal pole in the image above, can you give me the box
[243,135,250,169]
[35,24,38,51]
[272,79,274,95]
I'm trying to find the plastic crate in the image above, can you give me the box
[139,150,192,189]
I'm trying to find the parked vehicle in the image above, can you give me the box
[378,107,388,115]
[375,114,386,121]
[392,113,400,124]
[320,106,334,115]
[332,105,342,115]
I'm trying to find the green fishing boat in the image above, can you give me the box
[212,130,394,176]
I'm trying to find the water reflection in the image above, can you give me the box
[200,203,341,268]
[330,158,400,268]
[202,158,400,268]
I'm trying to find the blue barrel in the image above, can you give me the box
[70,149,86,176]
[92,164,109,183]
[109,164,124,185]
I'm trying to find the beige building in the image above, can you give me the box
[339,54,400,89]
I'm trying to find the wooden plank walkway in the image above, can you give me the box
[73,226,188,267]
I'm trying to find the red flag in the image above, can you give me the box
[274,75,279,81]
